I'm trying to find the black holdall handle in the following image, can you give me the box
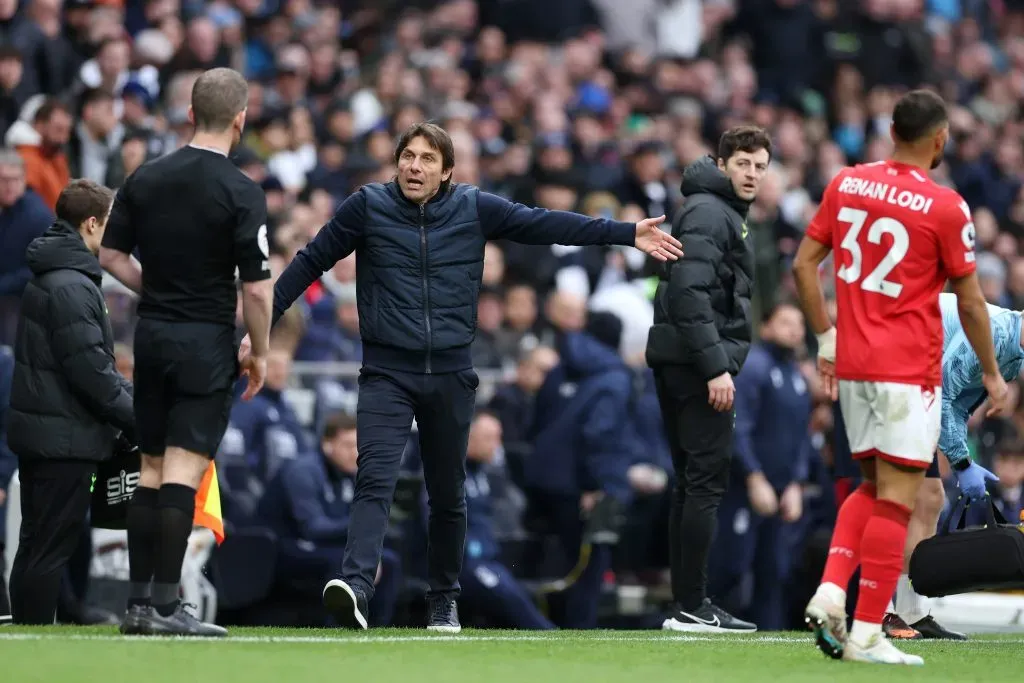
[941,494,1007,536]
[941,495,969,536]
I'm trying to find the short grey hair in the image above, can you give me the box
[0,148,24,170]
[190,68,249,132]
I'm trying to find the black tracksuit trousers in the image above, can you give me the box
[9,459,95,624]
[654,365,734,612]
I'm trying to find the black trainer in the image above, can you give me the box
[323,579,368,630]
[910,615,967,640]
[426,597,461,633]
[662,599,757,633]
[0,613,10,626]
[141,602,228,637]
[120,604,154,635]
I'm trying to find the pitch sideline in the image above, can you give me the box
[1,632,1022,645]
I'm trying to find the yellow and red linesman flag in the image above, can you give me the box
[193,461,225,544]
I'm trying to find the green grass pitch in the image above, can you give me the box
[1,627,1019,682]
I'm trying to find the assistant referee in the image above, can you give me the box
[99,67,273,637]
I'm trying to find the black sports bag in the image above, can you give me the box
[90,439,141,530]
[909,496,1024,598]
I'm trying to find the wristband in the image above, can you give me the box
[816,327,837,363]
[952,458,971,473]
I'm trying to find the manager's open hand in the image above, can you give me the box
[634,215,683,262]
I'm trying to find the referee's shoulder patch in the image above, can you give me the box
[257,224,269,259]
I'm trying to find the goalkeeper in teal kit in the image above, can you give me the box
[938,291,1023,497]
[874,292,1021,641]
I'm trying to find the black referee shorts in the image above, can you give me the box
[133,319,237,458]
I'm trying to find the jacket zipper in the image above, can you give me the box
[419,204,432,374]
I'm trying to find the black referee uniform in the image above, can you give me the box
[103,145,269,456]
[100,144,268,632]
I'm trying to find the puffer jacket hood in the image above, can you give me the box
[26,220,102,284]
[680,155,751,216]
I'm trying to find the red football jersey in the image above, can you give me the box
[806,160,977,386]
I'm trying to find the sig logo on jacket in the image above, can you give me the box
[105,469,140,506]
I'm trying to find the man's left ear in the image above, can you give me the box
[442,168,453,183]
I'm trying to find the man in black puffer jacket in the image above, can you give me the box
[646,126,771,633]
[7,179,134,625]
[260,122,683,631]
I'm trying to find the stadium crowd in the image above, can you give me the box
[3,0,1024,630]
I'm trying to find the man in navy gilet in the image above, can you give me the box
[246,122,683,632]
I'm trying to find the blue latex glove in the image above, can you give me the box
[954,461,999,502]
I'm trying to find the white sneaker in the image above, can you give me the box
[843,633,924,665]
[804,589,848,659]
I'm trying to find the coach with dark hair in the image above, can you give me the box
[248,121,683,632]
[6,179,135,625]
[647,126,772,633]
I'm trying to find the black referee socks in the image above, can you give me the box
[152,483,197,616]
[126,485,160,607]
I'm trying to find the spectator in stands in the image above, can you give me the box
[15,98,71,210]
[257,412,402,627]
[0,46,28,136]
[0,148,53,346]
[526,312,634,628]
[500,282,541,357]
[963,429,1024,527]
[68,88,124,187]
[488,345,560,486]
[472,285,507,369]
[616,364,673,577]
[988,436,1024,523]
[230,347,312,484]
[295,285,361,367]
[707,301,812,631]
[461,409,554,629]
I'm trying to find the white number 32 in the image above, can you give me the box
[836,207,910,299]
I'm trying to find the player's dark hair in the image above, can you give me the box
[190,67,249,132]
[322,411,357,441]
[891,89,948,143]
[394,122,456,194]
[56,179,114,229]
[718,125,772,164]
[33,98,70,124]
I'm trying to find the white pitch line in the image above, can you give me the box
[0,633,799,644]
[1,632,1023,645]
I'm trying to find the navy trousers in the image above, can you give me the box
[707,483,794,631]
[527,492,610,629]
[342,366,478,601]
[461,559,556,629]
